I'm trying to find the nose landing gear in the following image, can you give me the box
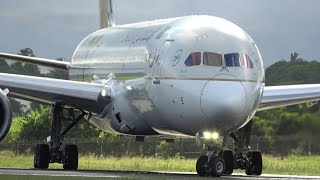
[196,121,262,177]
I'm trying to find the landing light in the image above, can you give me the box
[212,132,219,140]
[204,132,211,139]
[101,89,107,97]
[203,131,219,140]
[126,86,133,91]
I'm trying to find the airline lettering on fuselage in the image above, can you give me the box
[171,49,183,66]
[121,29,158,45]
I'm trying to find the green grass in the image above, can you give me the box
[0,151,194,172]
[0,151,320,176]
[79,156,195,172]
[263,155,320,176]
[0,175,113,180]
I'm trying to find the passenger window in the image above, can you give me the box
[203,52,222,66]
[225,53,241,67]
[185,52,201,66]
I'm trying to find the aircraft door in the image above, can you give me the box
[153,40,174,78]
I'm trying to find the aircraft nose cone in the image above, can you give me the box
[200,75,247,130]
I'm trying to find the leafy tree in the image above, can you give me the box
[266,53,320,86]
[8,105,102,141]
[255,53,320,138]
[17,106,52,141]
[290,52,303,62]
[18,48,35,57]
[274,112,301,135]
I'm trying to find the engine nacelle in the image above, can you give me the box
[0,89,12,142]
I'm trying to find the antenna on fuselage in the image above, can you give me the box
[99,0,115,28]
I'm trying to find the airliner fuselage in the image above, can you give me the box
[70,15,265,137]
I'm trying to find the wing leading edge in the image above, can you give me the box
[259,84,320,111]
[0,73,111,114]
[0,53,71,70]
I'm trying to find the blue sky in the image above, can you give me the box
[0,0,319,67]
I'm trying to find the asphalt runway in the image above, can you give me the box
[0,168,319,180]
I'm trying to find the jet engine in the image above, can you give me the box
[0,89,12,142]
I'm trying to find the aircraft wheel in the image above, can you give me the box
[196,155,208,177]
[63,144,78,170]
[34,144,50,169]
[220,150,234,175]
[209,156,226,177]
[245,151,262,175]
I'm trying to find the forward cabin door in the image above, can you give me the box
[152,40,174,80]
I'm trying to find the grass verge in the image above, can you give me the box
[0,151,320,176]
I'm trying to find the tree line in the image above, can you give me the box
[254,52,320,137]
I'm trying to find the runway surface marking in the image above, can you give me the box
[0,168,319,179]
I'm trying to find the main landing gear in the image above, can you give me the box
[196,121,262,177]
[34,104,87,170]
[196,146,233,177]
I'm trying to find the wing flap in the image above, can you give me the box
[0,73,111,114]
[0,53,71,70]
[259,84,320,111]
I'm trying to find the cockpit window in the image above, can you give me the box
[185,52,201,66]
[240,53,254,69]
[203,52,222,66]
[225,53,241,67]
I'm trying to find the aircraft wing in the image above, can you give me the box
[0,73,111,114]
[259,84,320,111]
[0,53,71,70]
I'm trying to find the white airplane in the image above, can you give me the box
[0,0,319,177]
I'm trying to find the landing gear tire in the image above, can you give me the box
[34,144,50,169]
[220,150,234,175]
[209,156,226,177]
[63,144,79,170]
[196,155,208,177]
[245,151,262,175]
